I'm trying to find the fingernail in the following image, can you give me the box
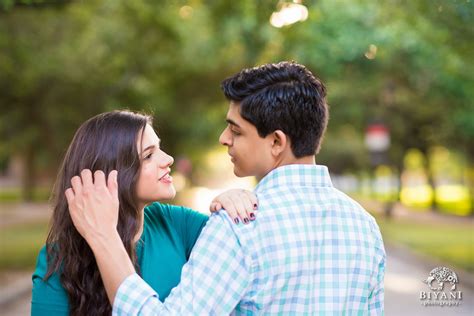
[253,204,257,210]
[234,218,239,224]
[243,218,249,224]
[250,213,255,220]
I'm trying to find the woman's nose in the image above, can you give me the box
[167,154,174,167]
[159,151,174,168]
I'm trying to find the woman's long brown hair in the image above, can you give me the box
[44,110,151,315]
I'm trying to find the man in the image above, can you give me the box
[67,61,385,315]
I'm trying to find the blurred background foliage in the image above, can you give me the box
[0,0,473,212]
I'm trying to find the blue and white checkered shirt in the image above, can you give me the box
[113,164,385,315]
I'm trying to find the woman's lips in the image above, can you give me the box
[159,173,173,184]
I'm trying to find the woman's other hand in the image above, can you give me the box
[210,189,258,225]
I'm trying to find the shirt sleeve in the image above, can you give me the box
[31,277,70,316]
[113,274,158,316]
[113,212,252,315]
[368,231,386,315]
[31,247,70,316]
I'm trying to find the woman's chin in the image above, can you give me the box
[159,186,177,200]
[167,189,177,200]
[141,187,177,203]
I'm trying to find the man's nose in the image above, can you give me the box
[219,127,232,146]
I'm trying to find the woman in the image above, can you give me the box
[31,110,256,315]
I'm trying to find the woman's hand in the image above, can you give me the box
[65,169,137,304]
[210,189,258,225]
[65,169,119,244]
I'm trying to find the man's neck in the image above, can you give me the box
[276,154,316,169]
[257,155,316,181]
[285,155,316,165]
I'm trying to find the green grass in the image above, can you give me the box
[0,187,50,202]
[1,211,472,276]
[374,215,474,272]
[0,221,49,271]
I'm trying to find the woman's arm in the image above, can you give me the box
[65,169,134,304]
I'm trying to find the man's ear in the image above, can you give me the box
[270,130,288,156]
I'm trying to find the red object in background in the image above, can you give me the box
[365,124,390,152]
[176,157,192,175]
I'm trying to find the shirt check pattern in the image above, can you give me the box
[114,164,386,315]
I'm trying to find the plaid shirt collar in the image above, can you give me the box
[255,164,333,194]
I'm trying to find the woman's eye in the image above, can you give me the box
[144,153,153,160]
[231,129,240,136]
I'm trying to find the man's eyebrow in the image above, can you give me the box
[226,119,241,128]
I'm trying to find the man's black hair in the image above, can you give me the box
[221,61,328,157]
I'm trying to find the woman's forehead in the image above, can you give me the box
[137,124,160,152]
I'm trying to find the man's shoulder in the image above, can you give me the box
[208,210,253,231]
[256,185,382,237]
[330,189,384,246]
[206,210,257,246]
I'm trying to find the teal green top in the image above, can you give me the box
[31,202,208,315]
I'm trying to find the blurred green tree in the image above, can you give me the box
[0,0,472,203]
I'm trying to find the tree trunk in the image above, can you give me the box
[467,144,474,215]
[420,147,437,211]
[21,145,36,202]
